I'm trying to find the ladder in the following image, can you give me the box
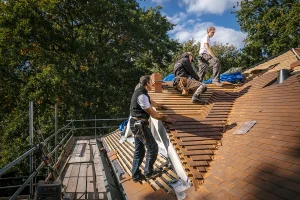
[36,130,60,182]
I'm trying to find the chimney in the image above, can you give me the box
[151,73,162,93]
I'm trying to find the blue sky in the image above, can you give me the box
[138,0,247,49]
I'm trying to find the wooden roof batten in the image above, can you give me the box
[148,74,241,192]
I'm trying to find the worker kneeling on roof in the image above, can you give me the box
[174,52,207,103]
[129,75,176,182]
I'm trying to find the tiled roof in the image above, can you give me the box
[152,64,299,198]
[101,49,300,199]
[184,73,300,199]
[243,48,300,74]
[101,83,237,199]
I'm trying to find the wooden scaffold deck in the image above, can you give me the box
[62,139,107,200]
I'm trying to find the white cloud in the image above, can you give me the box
[166,12,188,24]
[151,0,170,5]
[167,18,246,49]
[161,1,246,49]
[181,0,241,15]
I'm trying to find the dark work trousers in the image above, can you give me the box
[130,118,158,179]
[198,53,221,82]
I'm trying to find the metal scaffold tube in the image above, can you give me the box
[43,121,73,144]
[1,112,126,199]
[66,118,127,122]
[9,163,45,200]
[55,104,58,163]
[49,130,72,156]
[0,146,38,176]
[29,102,34,198]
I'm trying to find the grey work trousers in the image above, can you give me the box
[174,77,207,95]
[198,53,221,82]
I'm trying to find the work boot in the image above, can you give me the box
[145,170,162,179]
[212,81,223,87]
[132,173,145,183]
[191,94,205,104]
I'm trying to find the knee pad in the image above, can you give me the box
[200,84,207,93]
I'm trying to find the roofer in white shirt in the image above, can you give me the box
[198,26,222,87]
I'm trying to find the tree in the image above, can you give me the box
[0,0,178,176]
[165,39,199,75]
[212,42,244,73]
[233,0,300,66]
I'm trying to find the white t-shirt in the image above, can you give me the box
[199,35,211,55]
[137,94,150,109]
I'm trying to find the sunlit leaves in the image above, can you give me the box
[0,0,178,175]
[233,0,300,65]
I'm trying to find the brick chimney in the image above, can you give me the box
[151,73,162,93]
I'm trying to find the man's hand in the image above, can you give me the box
[164,116,176,124]
[160,105,168,110]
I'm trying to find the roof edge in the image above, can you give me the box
[291,48,300,60]
[244,48,294,72]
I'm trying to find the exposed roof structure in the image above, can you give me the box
[101,130,178,199]
[102,48,300,199]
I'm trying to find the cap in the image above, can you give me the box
[186,52,194,62]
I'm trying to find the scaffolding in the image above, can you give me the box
[0,102,127,200]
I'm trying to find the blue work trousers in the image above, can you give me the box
[130,118,158,179]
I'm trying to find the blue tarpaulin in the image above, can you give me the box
[162,72,244,84]
[162,74,175,82]
[119,119,128,132]
[202,72,244,84]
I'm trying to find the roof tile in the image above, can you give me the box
[216,189,237,199]
[255,190,283,200]
[241,193,259,200]
[243,183,263,197]
[229,186,248,199]
[231,178,249,189]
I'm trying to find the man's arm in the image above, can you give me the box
[137,94,174,123]
[204,43,216,58]
[150,100,167,110]
[144,106,175,124]
[182,59,200,81]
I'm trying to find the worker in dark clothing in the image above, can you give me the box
[174,52,207,103]
[130,75,176,182]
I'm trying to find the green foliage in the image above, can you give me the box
[0,0,178,175]
[212,42,244,73]
[233,0,300,66]
[165,39,199,75]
